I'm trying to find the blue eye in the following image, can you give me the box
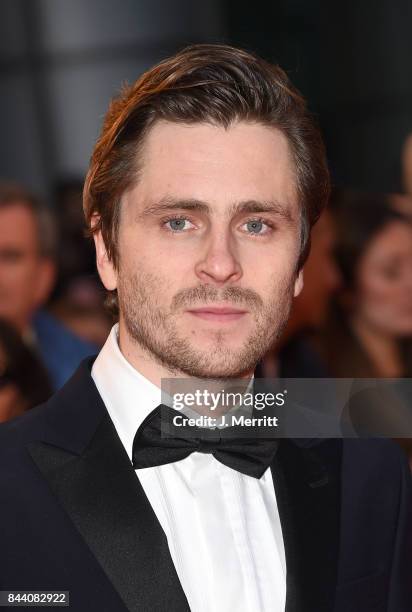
[164,217,196,232]
[241,218,273,236]
[168,218,187,231]
[246,220,264,233]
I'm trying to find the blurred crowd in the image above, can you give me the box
[0,180,113,422]
[1,134,412,467]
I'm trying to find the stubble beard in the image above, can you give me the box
[118,269,295,379]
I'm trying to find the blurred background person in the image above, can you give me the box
[324,192,412,378]
[52,178,96,291]
[326,192,412,466]
[324,193,412,378]
[0,181,97,390]
[47,178,112,347]
[256,209,341,377]
[390,191,412,219]
[0,318,52,422]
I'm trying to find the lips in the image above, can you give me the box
[187,306,248,322]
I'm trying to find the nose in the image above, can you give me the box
[194,228,242,285]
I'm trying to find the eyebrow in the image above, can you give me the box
[139,196,295,223]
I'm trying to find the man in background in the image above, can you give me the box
[0,182,97,390]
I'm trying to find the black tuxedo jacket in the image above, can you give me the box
[1,358,411,612]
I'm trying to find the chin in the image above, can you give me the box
[193,344,255,369]
[177,347,254,379]
[186,364,255,380]
[193,328,250,346]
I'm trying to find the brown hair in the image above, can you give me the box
[84,43,330,290]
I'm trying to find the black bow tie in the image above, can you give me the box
[132,404,279,479]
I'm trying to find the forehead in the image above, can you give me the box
[126,120,298,217]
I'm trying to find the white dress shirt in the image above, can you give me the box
[91,324,286,612]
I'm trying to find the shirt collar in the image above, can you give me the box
[91,323,161,461]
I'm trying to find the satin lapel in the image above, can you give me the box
[271,439,342,612]
[27,362,189,612]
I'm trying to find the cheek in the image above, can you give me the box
[242,232,299,275]
[2,261,38,292]
[252,260,297,310]
[119,242,187,302]
[123,226,193,271]
[357,276,406,329]
[360,275,390,300]
[261,250,299,288]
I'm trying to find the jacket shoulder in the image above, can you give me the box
[341,438,411,500]
[0,356,102,464]
[342,437,408,471]
[0,401,50,453]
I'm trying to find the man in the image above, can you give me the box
[0,44,411,611]
[0,183,97,390]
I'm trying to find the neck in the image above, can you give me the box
[350,315,403,377]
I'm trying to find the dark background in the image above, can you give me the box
[1,0,411,203]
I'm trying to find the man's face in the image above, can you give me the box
[0,203,53,332]
[97,120,303,378]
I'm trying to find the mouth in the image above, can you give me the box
[186,305,248,323]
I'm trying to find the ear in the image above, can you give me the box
[293,268,304,297]
[92,216,118,291]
